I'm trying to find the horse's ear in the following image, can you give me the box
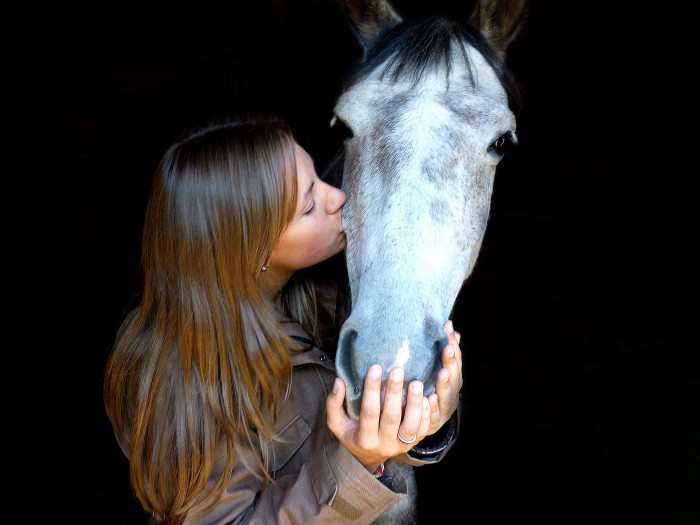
[468,0,529,57]
[343,0,403,52]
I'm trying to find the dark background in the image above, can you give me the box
[3,1,694,524]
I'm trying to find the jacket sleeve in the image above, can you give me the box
[181,439,409,525]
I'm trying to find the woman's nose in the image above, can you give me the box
[336,187,347,209]
[325,184,346,213]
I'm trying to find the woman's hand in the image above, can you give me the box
[326,365,431,473]
[424,320,463,436]
[326,320,462,471]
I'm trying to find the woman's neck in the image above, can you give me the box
[259,263,294,296]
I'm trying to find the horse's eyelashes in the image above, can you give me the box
[489,133,515,158]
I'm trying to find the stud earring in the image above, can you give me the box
[261,264,268,272]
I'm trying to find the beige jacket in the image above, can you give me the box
[154,322,458,525]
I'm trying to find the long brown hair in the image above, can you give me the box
[103,118,334,523]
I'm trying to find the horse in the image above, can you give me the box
[326,0,528,520]
[324,1,530,518]
[332,0,526,424]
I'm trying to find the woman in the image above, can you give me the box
[103,118,462,524]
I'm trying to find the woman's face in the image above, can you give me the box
[267,143,346,273]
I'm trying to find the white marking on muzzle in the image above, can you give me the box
[392,339,411,369]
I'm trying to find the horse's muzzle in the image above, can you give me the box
[336,321,445,421]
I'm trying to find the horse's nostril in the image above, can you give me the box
[338,328,361,395]
[429,337,447,388]
[433,336,448,357]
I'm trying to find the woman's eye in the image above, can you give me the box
[488,132,516,158]
[303,201,316,215]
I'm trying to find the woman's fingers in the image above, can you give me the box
[427,390,441,432]
[326,377,355,440]
[394,379,424,446]
[326,377,344,428]
[417,396,432,437]
[442,320,463,388]
[331,362,438,458]
[377,367,425,449]
[420,320,463,434]
[356,365,383,446]
[379,366,425,444]
[379,367,404,432]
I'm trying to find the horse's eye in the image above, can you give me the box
[488,132,516,158]
[330,114,354,142]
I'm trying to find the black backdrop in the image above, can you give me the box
[3,1,693,524]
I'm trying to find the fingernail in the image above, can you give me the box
[370,365,381,380]
[410,381,422,394]
[446,320,453,332]
[333,378,341,394]
[446,343,455,357]
[455,331,461,344]
[391,368,403,383]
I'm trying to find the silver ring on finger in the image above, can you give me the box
[397,431,417,445]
